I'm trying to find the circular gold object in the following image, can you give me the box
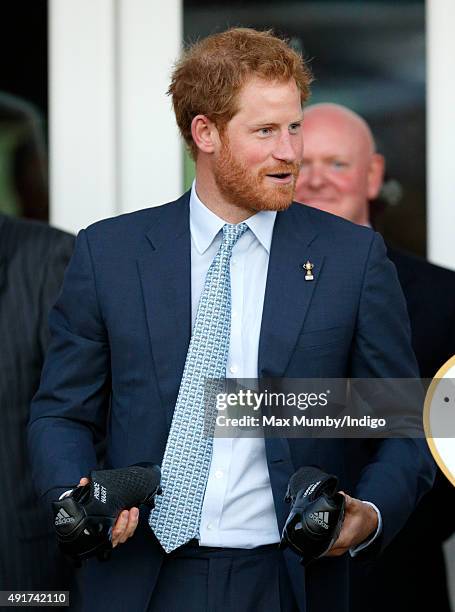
[424,355,455,486]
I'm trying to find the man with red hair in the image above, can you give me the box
[30,30,434,612]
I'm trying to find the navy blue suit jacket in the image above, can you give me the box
[29,193,435,612]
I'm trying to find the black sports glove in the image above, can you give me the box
[280,466,345,566]
[52,463,161,565]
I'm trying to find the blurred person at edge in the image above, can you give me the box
[0,213,75,598]
[0,93,49,221]
[29,30,434,612]
[295,102,455,612]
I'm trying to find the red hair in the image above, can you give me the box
[168,28,313,158]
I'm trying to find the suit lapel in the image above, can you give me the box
[260,205,325,466]
[137,193,192,426]
[258,204,324,378]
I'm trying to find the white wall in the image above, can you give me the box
[49,0,182,234]
[427,0,455,592]
[427,0,455,271]
[117,0,182,215]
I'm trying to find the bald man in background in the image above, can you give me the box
[295,103,455,612]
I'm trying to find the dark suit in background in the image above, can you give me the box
[388,248,455,379]
[352,247,455,612]
[0,213,74,593]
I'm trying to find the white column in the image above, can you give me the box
[117,0,182,214]
[49,0,182,234]
[49,0,117,233]
[427,0,455,270]
[426,5,455,602]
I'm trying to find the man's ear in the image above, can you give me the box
[367,153,385,199]
[191,115,220,155]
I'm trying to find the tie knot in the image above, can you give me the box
[222,222,248,250]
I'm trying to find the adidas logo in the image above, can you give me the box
[304,481,321,497]
[309,511,329,530]
[55,508,75,526]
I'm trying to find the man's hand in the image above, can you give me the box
[78,477,139,548]
[325,491,378,557]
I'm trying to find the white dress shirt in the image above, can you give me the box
[190,183,280,547]
[190,182,382,553]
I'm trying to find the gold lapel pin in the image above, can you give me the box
[303,260,314,281]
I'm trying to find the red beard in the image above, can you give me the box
[213,138,301,213]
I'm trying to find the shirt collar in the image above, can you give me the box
[189,180,276,255]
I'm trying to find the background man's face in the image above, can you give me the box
[213,77,304,212]
[295,108,382,225]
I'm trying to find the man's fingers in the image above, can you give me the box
[338,491,353,506]
[112,510,129,547]
[326,528,350,555]
[120,508,139,544]
[325,516,353,556]
[117,507,139,544]
[326,544,349,557]
[325,493,379,557]
[112,508,139,547]
[324,492,353,556]
[115,508,139,545]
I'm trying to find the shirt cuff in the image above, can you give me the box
[349,501,382,557]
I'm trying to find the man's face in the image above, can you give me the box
[295,109,382,225]
[212,77,304,213]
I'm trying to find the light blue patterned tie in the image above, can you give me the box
[149,222,248,553]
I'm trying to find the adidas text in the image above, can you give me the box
[55,508,75,526]
[309,511,329,529]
